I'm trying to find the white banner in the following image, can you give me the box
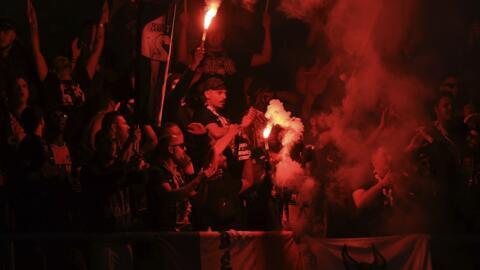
[141,16,171,61]
[200,231,303,270]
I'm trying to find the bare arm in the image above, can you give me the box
[212,124,239,155]
[405,127,433,153]
[160,172,204,200]
[206,122,230,140]
[250,13,271,67]
[27,0,48,81]
[353,172,396,209]
[352,182,383,209]
[85,0,108,79]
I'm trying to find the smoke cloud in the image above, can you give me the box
[265,99,316,233]
[322,0,429,187]
[264,99,306,188]
[265,99,305,158]
[276,0,445,234]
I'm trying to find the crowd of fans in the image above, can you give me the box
[1,0,480,269]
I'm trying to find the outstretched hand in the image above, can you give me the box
[100,0,109,24]
[27,0,38,30]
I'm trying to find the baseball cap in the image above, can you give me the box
[197,76,227,94]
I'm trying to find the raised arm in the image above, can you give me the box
[85,0,108,79]
[27,0,48,81]
[250,12,271,67]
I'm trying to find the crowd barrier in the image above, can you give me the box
[1,231,480,269]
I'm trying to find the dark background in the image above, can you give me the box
[1,0,479,89]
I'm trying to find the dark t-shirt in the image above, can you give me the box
[200,169,243,230]
[14,134,49,232]
[147,165,189,231]
[354,174,392,236]
[194,105,225,127]
[81,159,132,232]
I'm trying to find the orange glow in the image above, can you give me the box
[203,5,219,30]
[263,125,272,139]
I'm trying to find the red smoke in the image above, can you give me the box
[277,0,440,234]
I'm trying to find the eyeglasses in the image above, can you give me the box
[170,143,187,150]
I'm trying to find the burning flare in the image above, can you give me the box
[263,124,273,139]
[203,7,219,30]
[202,0,222,45]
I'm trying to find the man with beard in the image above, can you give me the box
[147,123,215,231]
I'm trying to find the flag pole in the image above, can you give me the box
[157,2,178,127]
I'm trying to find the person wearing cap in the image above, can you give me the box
[177,8,271,122]
[194,76,256,141]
